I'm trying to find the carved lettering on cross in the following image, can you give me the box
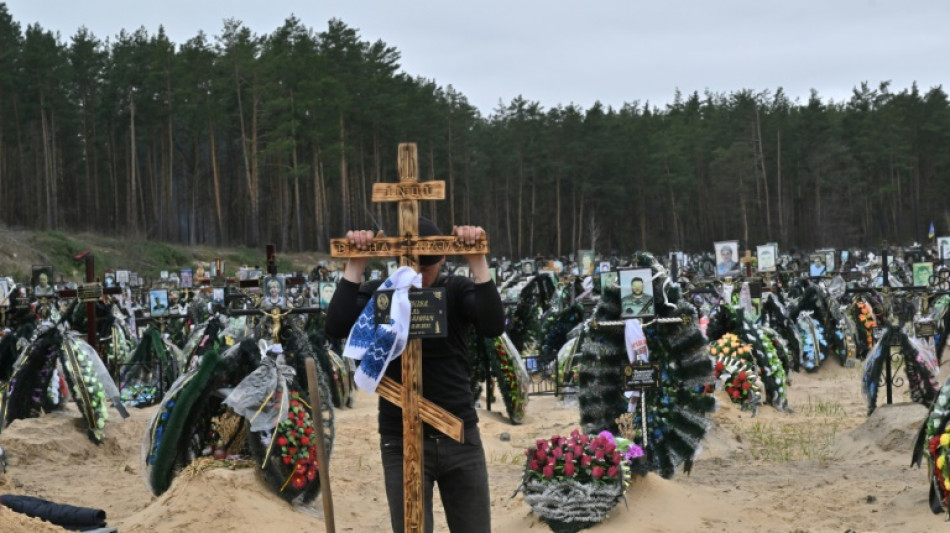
[330,143,488,533]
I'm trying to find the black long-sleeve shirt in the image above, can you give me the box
[325,273,504,436]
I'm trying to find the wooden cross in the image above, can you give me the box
[740,250,755,278]
[330,143,488,533]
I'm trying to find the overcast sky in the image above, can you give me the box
[4,1,947,116]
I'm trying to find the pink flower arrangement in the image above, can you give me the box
[523,429,624,484]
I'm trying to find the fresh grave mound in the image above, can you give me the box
[0,404,135,467]
[0,506,69,533]
[0,403,153,525]
[837,401,928,455]
[118,462,326,532]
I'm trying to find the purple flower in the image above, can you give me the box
[624,444,644,460]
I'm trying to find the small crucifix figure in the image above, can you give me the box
[327,143,503,533]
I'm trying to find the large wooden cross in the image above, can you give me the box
[330,143,488,533]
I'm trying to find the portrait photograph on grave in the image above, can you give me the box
[103,271,116,288]
[809,254,827,276]
[261,276,284,308]
[31,265,54,297]
[577,250,594,276]
[116,270,130,285]
[756,244,778,273]
[913,262,934,287]
[821,249,836,273]
[521,260,536,275]
[600,261,611,274]
[619,268,655,318]
[212,287,225,306]
[149,289,169,316]
[939,236,950,261]
[714,241,739,277]
[319,281,337,309]
[180,268,194,288]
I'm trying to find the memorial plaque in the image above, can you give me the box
[374,288,447,338]
[915,319,936,338]
[78,283,103,303]
[623,363,660,391]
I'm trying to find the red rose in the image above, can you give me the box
[305,427,314,436]
[730,390,740,399]
[301,437,310,446]
[737,371,747,381]
[611,452,622,465]
[529,460,540,472]
[607,466,619,479]
[291,474,307,490]
[742,381,750,390]
[551,447,563,459]
[592,466,604,479]
[277,436,288,447]
[580,454,592,467]
[543,465,555,478]
[282,455,293,464]
[535,449,547,462]
[564,461,575,477]
[573,445,584,457]
[289,447,298,455]
[307,467,317,482]
[564,453,574,464]
[715,361,724,373]
[594,449,605,461]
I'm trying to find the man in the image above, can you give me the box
[716,247,738,276]
[325,217,504,533]
[621,276,654,316]
[809,255,826,277]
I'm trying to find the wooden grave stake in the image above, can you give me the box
[330,143,488,533]
[740,250,755,278]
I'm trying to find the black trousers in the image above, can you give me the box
[380,425,491,533]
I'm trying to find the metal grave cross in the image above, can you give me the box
[330,143,488,533]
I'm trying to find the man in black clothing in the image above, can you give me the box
[325,217,504,533]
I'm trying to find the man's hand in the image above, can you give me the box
[453,225,491,283]
[342,229,384,283]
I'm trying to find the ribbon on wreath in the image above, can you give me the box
[342,266,421,392]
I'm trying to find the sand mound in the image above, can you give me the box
[118,466,325,532]
[838,402,928,455]
[0,506,70,533]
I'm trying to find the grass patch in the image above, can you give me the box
[795,396,846,417]
[743,420,842,462]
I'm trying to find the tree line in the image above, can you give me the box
[0,4,948,260]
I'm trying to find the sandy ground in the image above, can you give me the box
[0,357,944,533]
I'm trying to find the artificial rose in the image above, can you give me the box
[529,460,540,472]
[564,461,575,477]
[592,466,604,479]
[607,466,619,478]
[580,454,592,467]
[543,465,555,478]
